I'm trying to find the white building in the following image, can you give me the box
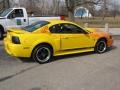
[74,7,92,17]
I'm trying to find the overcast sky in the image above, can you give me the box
[113,0,120,4]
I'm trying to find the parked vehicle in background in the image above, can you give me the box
[0,7,63,39]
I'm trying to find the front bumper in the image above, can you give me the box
[4,38,31,57]
[107,37,114,47]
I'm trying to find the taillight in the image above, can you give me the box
[60,15,65,20]
[12,36,20,44]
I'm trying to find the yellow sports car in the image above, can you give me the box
[4,20,113,64]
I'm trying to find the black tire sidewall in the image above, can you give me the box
[32,45,53,64]
[0,30,3,40]
[95,40,107,54]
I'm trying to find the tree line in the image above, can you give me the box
[0,0,120,21]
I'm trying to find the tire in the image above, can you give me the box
[0,26,4,40]
[31,45,53,64]
[95,39,107,54]
[0,30,4,40]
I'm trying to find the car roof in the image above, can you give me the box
[46,20,81,28]
[46,20,73,25]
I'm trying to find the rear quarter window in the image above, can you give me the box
[23,21,49,32]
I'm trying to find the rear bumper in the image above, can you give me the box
[4,38,31,57]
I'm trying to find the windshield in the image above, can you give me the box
[0,8,13,17]
[23,21,49,32]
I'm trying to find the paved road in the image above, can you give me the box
[0,46,39,80]
[0,35,120,90]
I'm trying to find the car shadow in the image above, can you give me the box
[53,45,117,61]
[52,51,94,62]
[18,58,36,63]
[106,45,117,52]
[18,46,117,64]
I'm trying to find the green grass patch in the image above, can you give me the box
[74,17,120,28]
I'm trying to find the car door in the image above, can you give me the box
[6,9,28,28]
[60,23,95,50]
[49,24,61,51]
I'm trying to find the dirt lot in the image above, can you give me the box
[0,35,120,90]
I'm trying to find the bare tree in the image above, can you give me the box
[59,1,67,16]
[65,0,102,21]
[102,0,107,19]
[65,0,75,21]
[87,4,96,18]
[7,0,66,16]
[96,0,120,18]
[113,1,118,18]
[0,0,10,12]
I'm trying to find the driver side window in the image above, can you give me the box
[49,23,87,34]
[49,24,62,33]
[60,23,86,34]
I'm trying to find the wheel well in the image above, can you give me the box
[95,37,108,53]
[0,25,5,33]
[31,43,53,56]
[98,38,107,43]
[96,37,108,47]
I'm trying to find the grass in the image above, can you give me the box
[71,17,120,28]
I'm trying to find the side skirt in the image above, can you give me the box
[54,47,94,56]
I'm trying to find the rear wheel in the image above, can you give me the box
[95,39,107,53]
[32,45,53,64]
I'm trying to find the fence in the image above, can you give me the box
[75,17,120,28]
[84,22,120,36]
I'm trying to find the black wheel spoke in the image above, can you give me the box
[35,46,51,63]
[96,40,107,53]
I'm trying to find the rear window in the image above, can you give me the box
[23,21,49,32]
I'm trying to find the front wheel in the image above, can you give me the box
[95,39,107,53]
[0,30,4,40]
[31,45,53,64]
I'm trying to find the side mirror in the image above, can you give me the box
[81,30,88,34]
[83,31,88,34]
[7,14,15,19]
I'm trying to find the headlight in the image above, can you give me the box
[12,36,20,44]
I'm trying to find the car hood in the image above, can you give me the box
[85,28,103,33]
[0,17,5,19]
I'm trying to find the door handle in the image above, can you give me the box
[63,37,69,39]
[23,19,26,22]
